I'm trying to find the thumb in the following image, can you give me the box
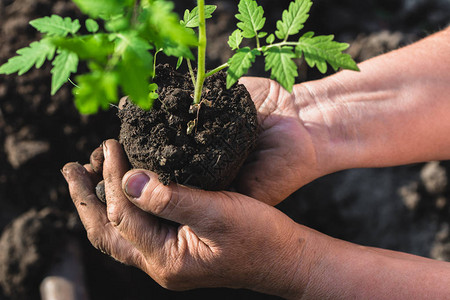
[122,169,219,226]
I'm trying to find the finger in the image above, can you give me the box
[238,77,271,109]
[121,169,223,227]
[90,145,104,174]
[83,163,101,185]
[62,162,143,267]
[102,140,136,221]
[102,140,169,254]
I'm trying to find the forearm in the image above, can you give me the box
[299,27,450,172]
[283,225,450,299]
[299,236,450,299]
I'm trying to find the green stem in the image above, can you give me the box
[153,49,162,79]
[202,41,296,81]
[193,0,207,105]
[187,59,196,86]
[205,63,229,77]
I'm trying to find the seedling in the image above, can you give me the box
[0,0,358,114]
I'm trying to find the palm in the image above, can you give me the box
[236,77,319,206]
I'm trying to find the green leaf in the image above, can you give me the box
[264,46,297,92]
[258,32,268,38]
[182,5,217,28]
[51,50,79,95]
[162,42,194,60]
[116,34,154,110]
[105,15,130,32]
[72,0,134,19]
[139,1,197,51]
[236,0,266,39]
[266,33,275,44]
[73,71,119,114]
[85,19,99,33]
[176,57,183,69]
[148,83,158,104]
[276,0,312,40]
[228,29,243,50]
[0,39,55,75]
[296,32,359,73]
[51,34,115,64]
[30,15,81,37]
[227,47,260,88]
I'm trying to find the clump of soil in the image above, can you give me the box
[0,208,68,300]
[118,64,258,190]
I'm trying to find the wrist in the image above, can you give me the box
[250,221,330,299]
[292,80,358,176]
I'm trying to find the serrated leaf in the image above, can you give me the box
[162,42,194,60]
[276,0,312,40]
[227,47,260,88]
[228,29,243,50]
[264,46,297,92]
[72,0,134,19]
[85,19,99,33]
[30,15,81,37]
[236,0,266,39]
[0,39,55,75]
[296,32,359,73]
[51,50,79,95]
[182,5,217,28]
[139,1,197,50]
[51,34,115,64]
[73,71,119,114]
[116,34,154,110]
[266,33,275,44]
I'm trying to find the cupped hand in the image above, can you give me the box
[62,140,313,298]
[237,78,326,206]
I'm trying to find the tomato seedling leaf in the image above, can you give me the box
[296,32,359,73]
[275,0,312,40]
[51,50,79,95]
[30,15,81,37]
[263,46,298,92]
[0,39,55,75]
[236,0,266,39]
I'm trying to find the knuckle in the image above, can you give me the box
[148,182,175,216]
[107,203,126,228]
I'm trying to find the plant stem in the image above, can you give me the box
[187,59,196,86]
[205,63,229,77]
[193,0,207,105]
[153,49,162,79]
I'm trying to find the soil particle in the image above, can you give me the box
[119,64,258,190]
[421,161,447,195]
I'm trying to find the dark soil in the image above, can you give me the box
[119,65,258,190]
[0,0,449,299]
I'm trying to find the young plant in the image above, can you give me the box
[0,0,358,114]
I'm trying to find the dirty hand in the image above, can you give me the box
[237,77,332,206]
[62,139,313,298]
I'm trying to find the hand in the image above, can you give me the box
[62,140,312,298]
[237,77,331,206]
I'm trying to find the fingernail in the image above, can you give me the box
[125,173,150,199]
[102,140,109,158]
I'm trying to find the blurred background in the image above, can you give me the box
[0,0,449,299]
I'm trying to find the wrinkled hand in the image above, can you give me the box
[62,140,310,298]
[237,78,324,205]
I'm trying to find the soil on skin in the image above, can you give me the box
[119,64,258,190]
